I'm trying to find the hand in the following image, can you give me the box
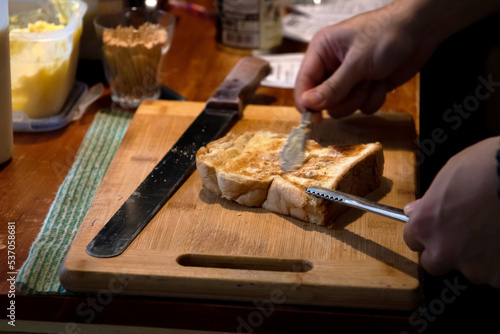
[403,137,500,288]
[294,3,437,119]
[295,0,500,119]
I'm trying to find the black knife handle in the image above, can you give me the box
[205,57,271,117]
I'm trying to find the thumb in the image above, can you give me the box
[404,199,421,217]
[301,59,364,110]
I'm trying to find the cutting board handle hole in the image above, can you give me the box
[176,254,313,273]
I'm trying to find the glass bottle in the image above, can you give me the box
[216,0,283,54]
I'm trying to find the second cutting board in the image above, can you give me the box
[61,100,420,311]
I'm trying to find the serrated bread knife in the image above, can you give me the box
[306,186,409,222]
[86,57,271,258]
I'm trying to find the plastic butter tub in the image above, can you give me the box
[8,0,87,119]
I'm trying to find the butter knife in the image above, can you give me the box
[280,109,313,173]
[305,186,409,222]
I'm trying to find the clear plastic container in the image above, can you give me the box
[12,81,104,132]
[8,0,87,119]
[1,0,13,164]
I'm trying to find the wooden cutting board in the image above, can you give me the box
[61,100,420,311]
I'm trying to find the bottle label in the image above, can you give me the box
[217,0,282,50]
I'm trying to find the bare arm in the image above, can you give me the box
[295,0,500,118]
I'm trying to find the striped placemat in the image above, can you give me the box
[16,109,133,294]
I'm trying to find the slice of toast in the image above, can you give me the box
[196,131,384,226]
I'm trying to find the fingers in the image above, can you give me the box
[294,54,332,110]
[301,58,366,112]
[361,80,388,115]
[404,199,455,277]
[325,81,372,118]
[403,199,435,256]
[295,31,341,113]
[295,20,392,116]
[321,79,388,118]
[402,231,423,253]
[419,248,453,277]
[403,199,419,216]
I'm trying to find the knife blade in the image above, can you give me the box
[280,109,313,173]
[305,186,409,222]
[86,57,271,258]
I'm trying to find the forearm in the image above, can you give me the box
[401,0,500,46]
[294,0,500,116]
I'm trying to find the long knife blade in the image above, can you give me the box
[86,57,271,258]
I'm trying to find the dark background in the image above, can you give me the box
[419,10,500,333]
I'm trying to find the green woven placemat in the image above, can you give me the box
[16,109,133,295]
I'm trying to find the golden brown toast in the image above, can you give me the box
[196,131,384,226]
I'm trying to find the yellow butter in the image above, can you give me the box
[9,20,81,119]
[24,20,64,32]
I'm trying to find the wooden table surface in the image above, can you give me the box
[0,1,422,332]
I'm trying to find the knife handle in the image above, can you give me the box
[205,57,271,117]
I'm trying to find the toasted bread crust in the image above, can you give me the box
[196,131,384,226]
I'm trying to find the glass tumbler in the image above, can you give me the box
[94,7,176,108]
